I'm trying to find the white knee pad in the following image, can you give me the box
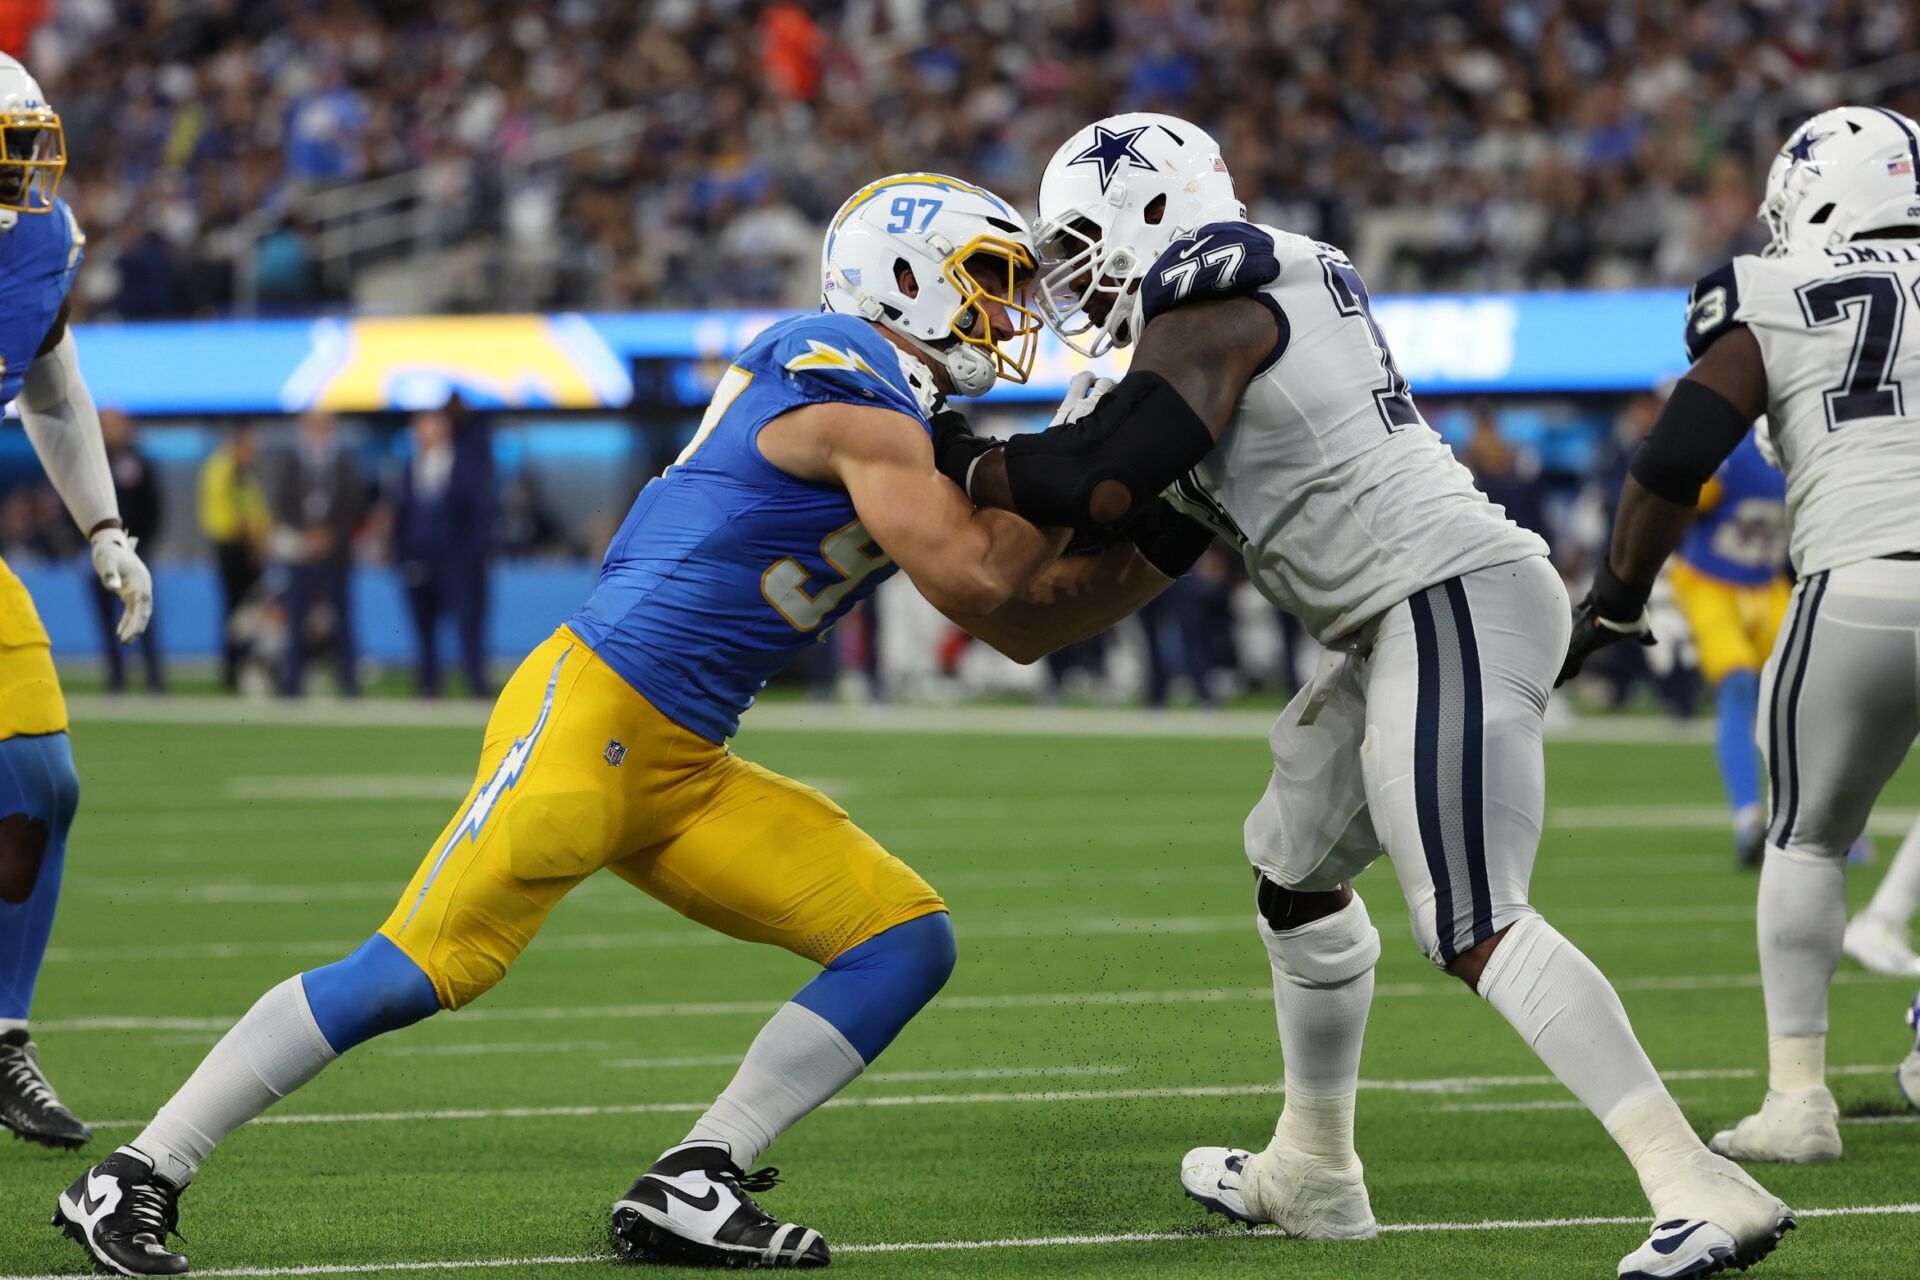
[1260,893,1381,989]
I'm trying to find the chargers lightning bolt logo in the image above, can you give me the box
[398,648,569,931]
[1068,124,1156,192]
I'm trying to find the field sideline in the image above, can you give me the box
[1,702,1916,1278]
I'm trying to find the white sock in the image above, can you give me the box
[1863,816,1920,926]
[0,1017,25,1034]
[1259,899,1377,1164]
[131,977,338,1186]
[683,1002,865,1169]
[1767,1034,1826,1093]
[1477,914,1680,1131]
[1757,846,1845,1047]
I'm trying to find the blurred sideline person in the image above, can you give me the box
[1562,106,1920,1163]
[936,112,1791,1278]
[393,405,494,697]
[273,410,366,697]
[53,174,1085,1275]
[197,424,271,691]
[1667,430,1789,867]
[85,408,163,693]
[0,53,154,1150]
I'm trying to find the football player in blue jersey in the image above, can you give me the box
[1667,430,1791,868]
[0,53,155,1151]
[55,173,1148,1275]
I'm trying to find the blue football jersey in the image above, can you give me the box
[1677,432,1788,586]
[568,312,929,743]
[0,199,82,403]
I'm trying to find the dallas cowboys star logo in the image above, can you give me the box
[1068,124,1156,192]
[1786,130,1828,164]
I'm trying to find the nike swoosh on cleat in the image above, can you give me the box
[77,1173,117,1217]
[1651,1222,1705,1255]
[650,1179,721,1213]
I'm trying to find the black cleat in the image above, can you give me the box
[0,1028,92,1148]
[612,1141,829,1269]
[52,1147,189,1276]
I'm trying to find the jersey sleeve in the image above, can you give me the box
[757,317,930,425]
[1140,221,1283,328]
[1683,261,1745,362]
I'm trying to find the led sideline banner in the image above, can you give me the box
[71,289,1692,416]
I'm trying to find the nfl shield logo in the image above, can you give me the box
[603,739,627,766]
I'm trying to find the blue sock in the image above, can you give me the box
[1715,670,1763,816]
[0,733,80,1024]
[300,934,441,1053]
[792,912,956,1062]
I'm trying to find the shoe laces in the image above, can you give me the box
[725,1165,783,1195]
[0,1039,59,1111]
[125,1177,183,1243]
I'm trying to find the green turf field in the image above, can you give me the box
[2,705,1916,1278]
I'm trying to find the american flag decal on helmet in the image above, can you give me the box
[1889,158,1914,177]
[604,739,627,766]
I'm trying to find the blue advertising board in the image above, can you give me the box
[67,289,1692,417]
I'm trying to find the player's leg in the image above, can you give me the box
[1844,812,1920,975]
[608,758,952,1268]
[1714,566,1920,1162]
[1369,561,1791,1274]
[54,632,635,1276]
[1181,655,1382,1239]
[1672,564,1768,864]
[1900,990,1920,1112]
[0,731,84,1148]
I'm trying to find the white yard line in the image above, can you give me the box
[79,1063,1909,1131]
[40,969,1909,1034]
[2,1202,1914,1280]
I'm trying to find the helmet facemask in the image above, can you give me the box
[933,233,1042,391]
[1035,195,1166,358]
[0,109,63,214]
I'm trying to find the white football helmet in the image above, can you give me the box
[821,173,1040,397]
[0,54,62,233]
[1761,105,1920,257]
[1033,113,1245,356]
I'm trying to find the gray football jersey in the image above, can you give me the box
[1158,226,1546,642]
[1686,245,1920,575]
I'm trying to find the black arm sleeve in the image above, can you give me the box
[997,370,1214,528]
[1627,378,1751,506]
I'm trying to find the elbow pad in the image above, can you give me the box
[1001,370,1214,528]
[1628,379,1752,506]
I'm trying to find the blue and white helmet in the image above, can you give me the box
[1762,106,1920,257]
[1034,113,1244,356]
[821,174,1040,397]
[0,53,63,233]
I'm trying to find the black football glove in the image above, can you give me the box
[930,409,1000,497]
[1557,561,1655,687]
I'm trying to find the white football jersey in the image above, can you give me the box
[1686,244,1920,575]
[1152,224,1546,641]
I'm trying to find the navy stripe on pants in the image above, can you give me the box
[1408,579,1493,963]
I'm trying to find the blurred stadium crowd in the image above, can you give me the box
[26,0,1920,319]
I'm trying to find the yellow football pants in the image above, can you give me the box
[0,556,66,740]
[1670,561,1791,687]
[378,627,945,1009]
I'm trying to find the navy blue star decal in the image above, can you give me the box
[1786,130,1828,164]
[1067,124,1156,192]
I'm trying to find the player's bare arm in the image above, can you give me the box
[943,541,1173,663]
[956,295,1279,526]
[759,400,1067,617]
[1559,325,1769,684]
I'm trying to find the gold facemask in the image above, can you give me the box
[0,109,65,214]
[941,233,1042,385]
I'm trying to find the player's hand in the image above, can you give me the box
[931,408,999,499]
[1049,371,1115,428]
[1557,563,1654,687]
[90,527,153,643]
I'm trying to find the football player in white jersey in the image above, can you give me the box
[1563,104,1920,1159]
[935,113,1793,1279]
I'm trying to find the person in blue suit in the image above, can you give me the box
[393,402,495,697]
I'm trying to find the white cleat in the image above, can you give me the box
[1624,1148,1795,1278]
[1899,998,1920,1113]
[1707,1086,1842,1163]
[1180,1143,1378,1240]
[1842,915,1920,977]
